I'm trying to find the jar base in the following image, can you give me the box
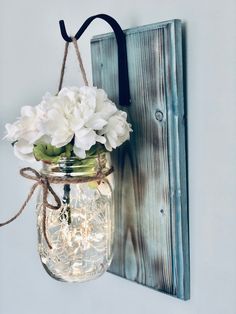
[41,259,112,283]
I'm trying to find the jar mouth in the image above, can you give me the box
[41,153,108,177]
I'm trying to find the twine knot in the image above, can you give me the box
[0,167,62,249]
[0,165,113,250]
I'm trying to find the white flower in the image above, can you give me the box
[95,89,118,120]
[41,103,74,147]
[4,105,44,161]
[99,111,132,151]
[41,86,108,157]
[73,128,96,158]
[73,127,106,158]
[5,121,21,142]
[5,106,43,143]
[13,139,35,162]
[19,106,44,143]
[4,86,132,162]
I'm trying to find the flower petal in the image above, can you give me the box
[75,128,96,150]
[15,139,34,154]
[86,115,107,130]
[73,146,86,159]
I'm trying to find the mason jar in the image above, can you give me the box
[36,153,114,282]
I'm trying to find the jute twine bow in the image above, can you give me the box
[0,166,113,249]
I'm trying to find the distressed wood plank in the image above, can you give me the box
[91,19,189,300]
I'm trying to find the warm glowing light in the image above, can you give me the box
[37,156,114,282]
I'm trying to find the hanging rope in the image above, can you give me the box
[58,41,69,93]
[72,37,89,87]
[58,37,88,93]
[59,15,131,106]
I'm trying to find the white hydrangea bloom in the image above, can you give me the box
[5,105,44,161]
[4,86,132,161]
[99,111,132,151]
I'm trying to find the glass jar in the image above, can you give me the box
[36,153,114,282]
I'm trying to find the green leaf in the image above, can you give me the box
[33,144,65,163]
[65,143,73,158]
[86,143,107,157]
[32,142,108,164]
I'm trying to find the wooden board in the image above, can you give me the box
[91,19,189,300]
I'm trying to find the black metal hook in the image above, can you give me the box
[59,20,72,42]
[59,14,130,107]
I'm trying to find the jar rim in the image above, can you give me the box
[41,152,109,178]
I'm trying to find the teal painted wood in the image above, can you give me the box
[91,20,189,300]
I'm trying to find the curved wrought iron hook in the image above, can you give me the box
[59,14,130,107]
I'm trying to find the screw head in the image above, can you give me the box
[155,110,164,122]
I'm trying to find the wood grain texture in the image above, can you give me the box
[91,20,189,300]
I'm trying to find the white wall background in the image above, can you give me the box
[0,0,236,313]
